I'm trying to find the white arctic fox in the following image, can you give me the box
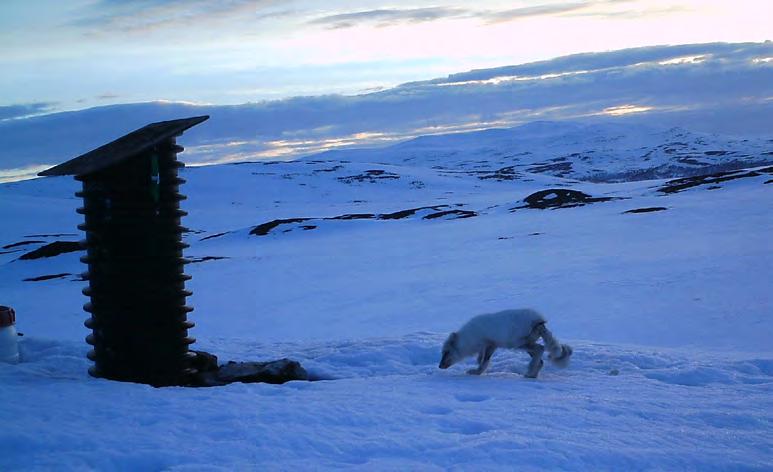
[439,308,572,378]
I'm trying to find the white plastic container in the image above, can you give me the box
[0,306,19,364]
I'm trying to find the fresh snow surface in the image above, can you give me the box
[1,121,771,470]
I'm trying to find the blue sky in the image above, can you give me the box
[1,0,771,114]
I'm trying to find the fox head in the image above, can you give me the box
[439,332,462,369]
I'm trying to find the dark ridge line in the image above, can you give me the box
[249,204,477,236]
[3,240,44,249]
[423,209,478,220]
[251,218,312,236]
[659,166,773,194]
[200,231,231,241]
[587,160,773,183]
[19,241,84,260]
[624,207,668,214]
[23,273,71,282]
[186,256,229,264]
[24,233,77,238]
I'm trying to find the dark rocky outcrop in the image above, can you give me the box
[423,209,478,220]
[200,231,231,241]
[380,206,446,220]
[3,240,43,249]
[189,350,219,374]
[514,189,615,210]
[23,273,72,282]
[214,359,308,384]
[19,241,83,260]
[249,204,479,236]
[528,161,573,176]
[250,218,312,236]
[186,256,229,264]
[192,356,309,387]
[338,169,400,184]
[658,166,773,193]
[624,207,668,214]
[478,166,521,181]
[330,213,377,220]
[24,233,77,238]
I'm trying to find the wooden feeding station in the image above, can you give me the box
[38,116,209,386]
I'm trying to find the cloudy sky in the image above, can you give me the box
[1,0,771,115]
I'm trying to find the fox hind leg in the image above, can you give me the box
[524,343,545,378]
[532,322,573,368]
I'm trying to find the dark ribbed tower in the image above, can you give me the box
[38,116,209,386]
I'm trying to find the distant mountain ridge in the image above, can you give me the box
[311,121,773,183]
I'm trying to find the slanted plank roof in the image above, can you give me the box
[38,115,209,177]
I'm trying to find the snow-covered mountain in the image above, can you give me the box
[1,118,771,469]
[313,120,773,182]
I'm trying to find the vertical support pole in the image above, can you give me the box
[80,137,196,386]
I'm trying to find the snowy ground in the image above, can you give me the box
[1,122,772,470]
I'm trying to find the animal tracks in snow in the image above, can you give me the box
[453,393,491,403]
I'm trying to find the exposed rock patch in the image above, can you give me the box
[330,213,377,220]
[514,189,616,210]
[23,273,72,282]
[191,353,309,387]
[186,256,229,264]
[249,205,478,236]
[380,206,446,220]
[478,166,522,181]
[200,231,231,241]
[624,207,668,214]
[528,161,573,176]
[24,233,77,238]
[19,241,83,260]
[338,169,400,184]
[250,218,312,236]
[423,209,478,220]
[312,165,344,173]
[659,166,773,193]
[3,240,43,249]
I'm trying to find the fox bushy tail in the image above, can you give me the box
[534,322,573,368]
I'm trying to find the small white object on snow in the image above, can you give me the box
[0,306,19,364]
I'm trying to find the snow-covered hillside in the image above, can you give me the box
[1,121,771,470]
[316,121,773,182]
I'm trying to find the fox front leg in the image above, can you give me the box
[467,343,497,375]
[524,343,545,378]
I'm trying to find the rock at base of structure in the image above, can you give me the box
[216,359,309,385]
[190,350,220,374]
[190,353,309,387]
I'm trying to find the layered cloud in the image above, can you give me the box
[307,0,679,29]
[308,7,468,29]
[70,0,276,32]
[3,0,770,114]
[0,102,55,121]
[1,42,771,179]
[75,0,642,32]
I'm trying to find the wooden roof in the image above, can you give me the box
[38,115,209,177]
